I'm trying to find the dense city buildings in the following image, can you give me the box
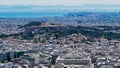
[0,12,120,68]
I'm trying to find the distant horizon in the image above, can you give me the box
[0,4,120,12]
[0,4,120,7]
[0,3,120,18]
[0,0,120,6]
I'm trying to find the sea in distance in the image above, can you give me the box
[0,12,66,18]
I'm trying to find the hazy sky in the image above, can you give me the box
[0,0,120,6]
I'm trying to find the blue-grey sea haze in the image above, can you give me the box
[0,5,120,18]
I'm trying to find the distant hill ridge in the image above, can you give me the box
[22,21,46,27]
[22,21,66,28]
